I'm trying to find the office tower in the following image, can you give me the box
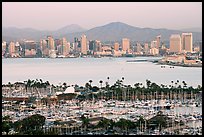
[24,40,37,57]
[151,40,157,48]
[2,41,7,52]
[95,40,102,52]
[150,47,159,55]
[156,35,161,49]
[144,43,149,54]
[181,33,193,53]
[63,42,70,56]
[47,36,55,50]
[89,40,95,51]
[8,42,15,55]
[114,42,119,51]
[62,37,68,55]
[40,39,49,56]
[136,43,142,53]
[170,34,182,53]
[81,34,87,54]
[122,38,130,52]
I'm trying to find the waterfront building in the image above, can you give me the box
[95,40,102,52]
[24,40,37,57]
[40,39,49,57]
[2,41,7,53]
[81,34,87,55]
[47,36,55,50]
[182,33,193,53]
[74,37,79,52]
[62,37,70,56]
[25,49,37,57]
[169,34,182,53]
[55,39,62,48]
[15,42,21,54]
[136,43,143,53]
[113,50,126,57]
[156,35,161,49]
[144,43,149,54]
[151,40,157,48]
[94,45,112,56]
[150,47,159,55]
[8,42,16,56]
[63,42,70,56]
[114,42,119,51]
[122,38,130,52]
[89,40,95,51]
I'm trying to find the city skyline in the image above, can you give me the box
[2,2,202,31]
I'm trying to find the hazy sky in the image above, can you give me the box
[2,2,202,30]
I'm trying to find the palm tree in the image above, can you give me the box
[107,77,110,84]
[89,80,93,87]
[99,80,103,88]
[99,80,103,99]
[122,77,124,81]
[146,79,151,89]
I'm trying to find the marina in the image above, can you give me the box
[2,79,202,135]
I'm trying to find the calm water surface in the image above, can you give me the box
[2,57,202,87]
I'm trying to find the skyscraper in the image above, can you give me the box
[151,40,157,48]
[62,37,68,56]
[81,34,87,54]
[122,38,130,52]
[114,42,119,51]
[8,42,15,55]
[156,35,161,49]
[47,36,55,50]
[2,41,7,52]
[170,34,182,53]
[63,42,70,56]
[40,39,49,57]
[144,43,149,54]
[181,33,193,53]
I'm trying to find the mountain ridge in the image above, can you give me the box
[2,22,202,42]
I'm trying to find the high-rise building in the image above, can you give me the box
[63,42,70,56]
[144,43,149,54]
[47,36,55,50]
[62,37,67,55]
[151,40,157,48]
[8,42,15,55]
[114,42,119,51]
[170,34,182,53]
[23,40,37,57]
[181,33,193,53]
[89,40,95,51]
[2,41,7,52]
[156,35,161,49]
[74,37,80,52]
[150,47,159,55]
[136,43,142,53]
[122,38,130,52]
[40,39,49,56]
[81,34,87,54]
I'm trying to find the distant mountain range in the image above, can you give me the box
[179,27,202,33]
[2,22,202,42]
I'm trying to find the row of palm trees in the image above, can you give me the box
[79,78,202,102]
[3,78,202,102]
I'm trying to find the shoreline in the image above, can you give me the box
[155,61,202,68]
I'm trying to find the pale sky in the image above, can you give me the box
[2,2,202,30]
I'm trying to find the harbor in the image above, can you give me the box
[2,79,202,135]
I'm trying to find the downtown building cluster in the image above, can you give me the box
[2,33,202,58]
